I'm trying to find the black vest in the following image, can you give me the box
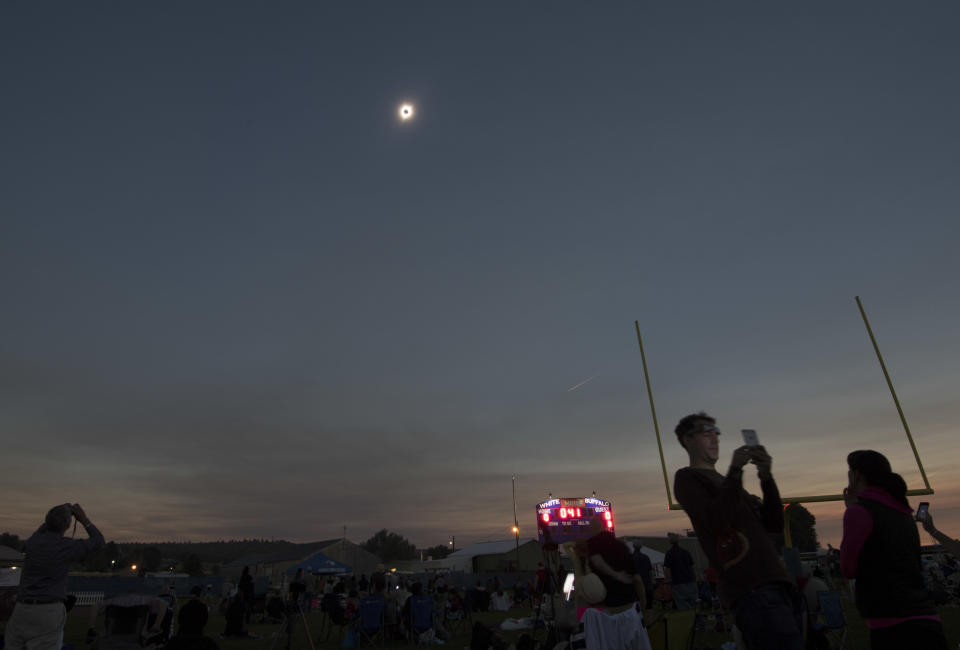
[854,497,934,618]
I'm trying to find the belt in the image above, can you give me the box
[19,598,64,605]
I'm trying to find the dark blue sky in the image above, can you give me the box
[3,2,958,546]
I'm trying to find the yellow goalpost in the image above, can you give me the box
[636,296,934,520]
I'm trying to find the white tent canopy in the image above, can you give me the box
[442,539,538,573]
[0,545,23,566]
[627,542,665,565]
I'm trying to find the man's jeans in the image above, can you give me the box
[732,583,803,650]
[672,582,699,610]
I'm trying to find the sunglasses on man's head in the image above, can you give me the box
[691,424,721,436]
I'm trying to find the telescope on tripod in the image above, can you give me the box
[268,570,315,650]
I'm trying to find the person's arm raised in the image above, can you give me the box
[675,452,750,537]
[922,512,960,557]
[589,554,632,584]
[749,447,785,533]
[840,489,872,578]
[728,446,753,481]
[633,576,646,608]
[68,503,104,559]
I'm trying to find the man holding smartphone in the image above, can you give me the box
[672,412,801,650]
[4,504,104,650]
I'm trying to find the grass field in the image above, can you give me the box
[6,598,960,650]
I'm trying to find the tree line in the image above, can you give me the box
[3,512,820,574]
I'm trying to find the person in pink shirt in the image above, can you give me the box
[840,450,947,649]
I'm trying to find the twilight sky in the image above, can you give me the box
[2,2,958,551]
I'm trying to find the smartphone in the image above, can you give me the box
[916,502,929,521]
[741,429,760,447]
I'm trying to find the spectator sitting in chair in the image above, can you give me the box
[187,586,204,602]
[939,556,956,580]
[344,590,360,622]
[263,590,284,624]
[165,598,219,650]
[490,587,511,611]
[653,578,673,610]
[445,589,464,619]
[473,581,490,612]
[221,593,259,639]
[401,582,424,633]
[513,580,530,608]
[798,567,830,618]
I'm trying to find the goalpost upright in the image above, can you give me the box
[635,296,933,544]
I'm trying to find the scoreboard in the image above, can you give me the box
[535,496,614,546]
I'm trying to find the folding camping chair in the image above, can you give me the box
[645,608,696,650]
[815,590,847,650]
[103,605,148,636]
[262,594,285,624]
[407,594,435,645]
[357,596,386,647]
[443,592,469,636]
[93,605,152,650]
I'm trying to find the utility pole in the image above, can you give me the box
[512,475,520,570]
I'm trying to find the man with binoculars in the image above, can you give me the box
[5,503,104,650]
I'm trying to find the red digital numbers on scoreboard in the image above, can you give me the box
[559,507,582,519]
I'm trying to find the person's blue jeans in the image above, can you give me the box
[732,583,803,650]
[672,582,699,610]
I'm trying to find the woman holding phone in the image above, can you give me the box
[840,450,947,649]
[918,507,960,557]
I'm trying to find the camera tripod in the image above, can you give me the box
[533,545,563,645]
[268,596,316,650]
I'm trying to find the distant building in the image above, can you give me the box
[439,539,541,573]
[223,538,381,584]
[0,545,24,620]
[0,545,23,569]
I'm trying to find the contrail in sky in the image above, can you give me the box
[567,375,597,392]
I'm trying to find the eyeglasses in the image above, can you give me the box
[691,424,721,436]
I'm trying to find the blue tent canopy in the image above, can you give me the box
[286,551,351,576]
